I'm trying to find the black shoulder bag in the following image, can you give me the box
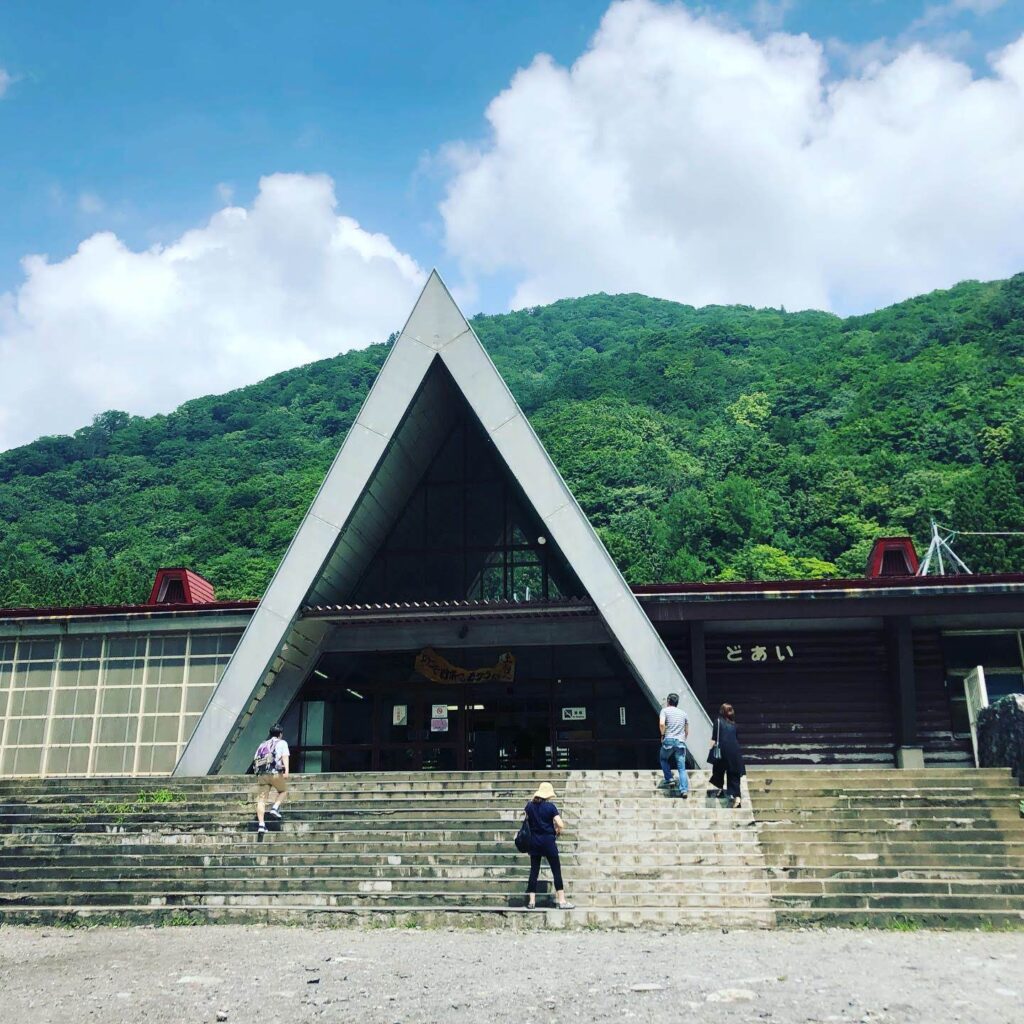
[514,810,532,853]
[708,717,722,765]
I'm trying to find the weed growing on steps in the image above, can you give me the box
[94,788,186,823]
[161,911,200,927]
[62,788,188,827]
[883,916,921,932]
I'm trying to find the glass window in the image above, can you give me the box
[10,718,46,745]
[9,690,49,717]
[186,661,222,688]
[942,633,1022,670]
[60,638,103,660]
[148,658,186,687]
[50,717,94,745]
[136,745,178,774]
[53,688,97,716]
[104,660,144,688]
[185,687,214,713]
[143,686,183,715]
[97,716,135,744]
[94,746,134,774]
[107,637,145,659]
[987,671,1024,701]
[99,687,141,715]
[13,747,44,775]
[22,641,56,661]
[189,633,239,657]
[149,636,187,658]
[12,662,55,689]
[46,746,90,775]
[56,659,101,688]
[138,716,181,744]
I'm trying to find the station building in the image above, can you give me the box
[1,274,1022,778]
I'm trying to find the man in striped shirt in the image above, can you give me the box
[658,693,689,798]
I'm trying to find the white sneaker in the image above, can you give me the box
[257,824,268,834]
[266,807,282,820]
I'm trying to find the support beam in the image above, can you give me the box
[687,620,708,705]
[887,617,924,769]
[319,615,608,653]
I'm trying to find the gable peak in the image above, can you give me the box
[401,269,472,352]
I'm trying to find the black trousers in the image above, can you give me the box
[527,837,564,892]
[709,761,743,800]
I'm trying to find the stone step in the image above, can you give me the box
[756,827,1024,843]
[0,889,773,909]
[0,807,755,825]
[769,892,1024,911]
[0,875,774,897]
[752,798,1023,813]
[773,907,1024,929]
[0,823,761,847]
[756,815,1022,830]
[0,862,773,882]
[0,848,772,869]
[0,904,779,930]
[767,865,1024,881]
[0,836,761,859]
[769,878,1024,896]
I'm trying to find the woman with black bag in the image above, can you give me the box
[706,703,745,808]
[521,781,574,910]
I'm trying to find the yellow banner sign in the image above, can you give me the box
[414,647,516,685]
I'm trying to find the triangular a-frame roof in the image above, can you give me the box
[175,271,711,775]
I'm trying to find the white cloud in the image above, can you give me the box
[77,191,105,215]
[749,0,795,33]
[914,0,1006,31]
[0,68,11,98]
[440,0,1024,314]
[0,173,425,451]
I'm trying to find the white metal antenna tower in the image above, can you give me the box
[917,520,972,576]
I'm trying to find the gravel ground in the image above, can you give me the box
[1,925,1021,1024]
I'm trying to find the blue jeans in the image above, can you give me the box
[659,739,688,794]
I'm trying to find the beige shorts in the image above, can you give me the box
[256,774,288,796]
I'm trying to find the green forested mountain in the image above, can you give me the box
[3,273,1024,607]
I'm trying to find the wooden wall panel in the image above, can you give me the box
[699,631,896,766]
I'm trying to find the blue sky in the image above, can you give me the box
[2,0,1020,307]
[1,0,1023,449]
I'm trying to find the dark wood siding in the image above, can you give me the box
[913,630,972,765]
[700,631,896,766]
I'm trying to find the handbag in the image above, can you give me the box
[708,718,722,764]
[514,814,532,853]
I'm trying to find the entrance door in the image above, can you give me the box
[465,683,551,770]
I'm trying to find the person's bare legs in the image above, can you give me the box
[256,784,269,827]
[271,782,286,812]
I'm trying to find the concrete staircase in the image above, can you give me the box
[3,768,1020,929]
[0,770,770,929]
[552,770,774,929]
[750,768,1024,927]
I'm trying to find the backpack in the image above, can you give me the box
[252,738,280,776]
[514,808,532,853]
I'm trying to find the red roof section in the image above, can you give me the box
[866,537,920,578]
[631,571,1024,595]
[147,567,218,605]
[0,600,258,620]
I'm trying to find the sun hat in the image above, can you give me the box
[533,781,556,800]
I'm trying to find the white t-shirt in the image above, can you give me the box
[659,706,688,742]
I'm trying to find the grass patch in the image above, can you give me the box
[91,789,186,824]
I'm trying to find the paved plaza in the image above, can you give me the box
[1,925,1021,1023]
